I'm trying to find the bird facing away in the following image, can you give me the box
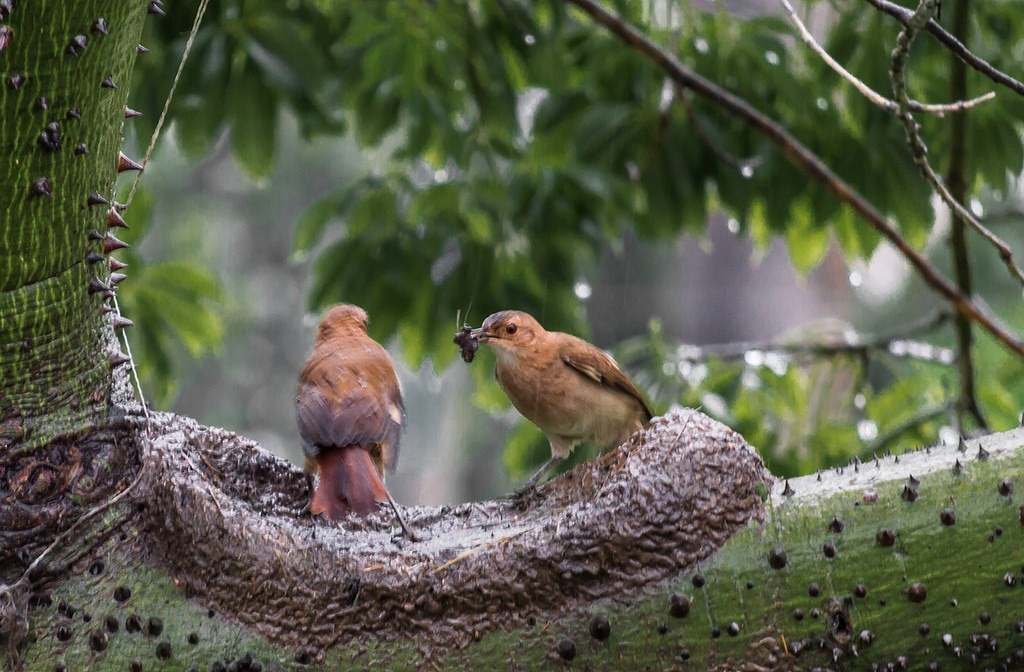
[472,310,653,491]
[295,304,414,538]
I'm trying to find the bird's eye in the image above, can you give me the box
[506,323,518,335]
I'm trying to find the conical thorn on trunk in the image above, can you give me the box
[112,315,134,330]
[88,191,109,207]
[108,272,127,286]
[108,257,128,272]
[88,277,113,295]
[29,178,52,199]
[103,233,130,254]
[117,152,143,173]
[107,207,127,229]
[108,350,131,368]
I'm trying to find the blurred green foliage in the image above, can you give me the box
[129,0,1024,476]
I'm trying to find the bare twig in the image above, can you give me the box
[861,403,952,458]
[943,0,987,431]
[779,0,995,116]
[674,311,953,366]
[562,0,1024,358]
[865,0,1024,98]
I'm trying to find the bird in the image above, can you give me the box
[295,304,415,538]
[471,310,653,491]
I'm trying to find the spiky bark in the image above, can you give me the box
[0,0,145,452]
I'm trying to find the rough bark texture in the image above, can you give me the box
[0,0,145,452]
[138,408,769,648]
[6,412,1022,670]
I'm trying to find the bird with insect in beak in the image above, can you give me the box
[295,304,416,539]
[469,310,653,492]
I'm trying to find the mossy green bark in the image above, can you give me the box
[19,428,1024,670]
[0,1,146,450]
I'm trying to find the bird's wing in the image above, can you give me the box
[295,346,403,469]
[559,338,653,421]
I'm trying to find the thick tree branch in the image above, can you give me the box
[563,0,1024,359]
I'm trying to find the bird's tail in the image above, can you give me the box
[310,445,388,521]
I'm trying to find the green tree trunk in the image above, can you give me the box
[0,0,145,451]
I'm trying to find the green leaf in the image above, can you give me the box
[229,64,278,179]
[785,198,831,274]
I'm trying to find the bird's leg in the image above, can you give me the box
[300,472,315,516]
[515,454,563,495]
[384,489,419,542]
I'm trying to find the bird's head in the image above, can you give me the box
[472,310,543,360]
[316,303,369,341]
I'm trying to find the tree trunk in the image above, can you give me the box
[3,4,1024,672]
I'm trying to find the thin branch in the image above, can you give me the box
[860,403,952,459]
[674,311,953,366]
[779,0,995,116]
[562,0,1024,359]
[865,0,1024,98]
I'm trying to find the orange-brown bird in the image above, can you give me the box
[472,310,653,491]
[295,304,414,538]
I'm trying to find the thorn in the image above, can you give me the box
[108,257,128,272]
[6,73,25,90]
[148,1,166,15]
[88,229,104,241]
[136,44,149,55]
[953,459,964,475]
[91,18,108,36]
[112,201,127,212]
[108,272,127,286]
[124,106,143,119]
[74,143,89,155]
[101,75,116,89]
[88,277,113,295]
[782,480,795,496]
[34,96,49,112]
[85,251,105,264]
[108,350,131,368]
[66,107,82,120]
[908,474,920,486]
[29,177,52,199]
[0,24,12,52]
[957,436,967,452]
[977,443,989,461]
[37,122,61,152]
[88,191,109,207]
[99,305,114,315]
[117,152,143,173]
[66,34,87,56]
[103,233,130,254]
[112,315,134,330]
[106,207,127,229]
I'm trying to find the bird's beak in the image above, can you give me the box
[471,326,495,341]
